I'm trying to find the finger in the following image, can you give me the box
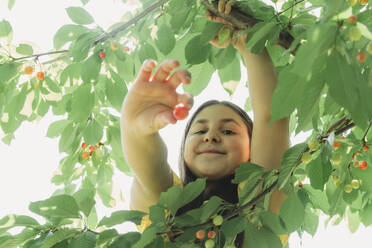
[166,68,191,89]
[136,59,157,83]
[155,109,177,129]
[152,59,180,82]
[218,0,226,13]
[177,93,194,110]
[225,0,235,15]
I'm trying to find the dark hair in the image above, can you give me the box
[176,100,253,247]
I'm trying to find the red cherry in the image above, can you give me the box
[196,230,205,240]
[333,141,341,149]
[81,142,88,149]
[363,144,369,151]
[357,51,367,62]
[207,231,216,239]
[99,51,106,59]
[36,71,45,81]
[298,181,303,188]
[82,151,89,160]
[347,15,357,24]
[359,161,368,170]
[173,103,189,120]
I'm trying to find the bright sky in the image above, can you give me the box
[0,0,371,247]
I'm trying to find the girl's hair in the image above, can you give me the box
[176,100,253,247]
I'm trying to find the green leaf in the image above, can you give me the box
[200,196,223,223]
[259,211,287,235]
[0,228,37,248]
[279,192,305,232]
[308,154,332,191]
[0,63,19,83]
[270,65,304,123]
[221,216,249,239]
[53,24,89,50]
[360,202,372,226]
[29,194,80,219]
[69,31,101,62]
[46,119,70,138]
[83,119,103,145]
[81,53,101,83]
[66,7,94,25]
[69,231,96,248]
[138,43,158,63]
[185,35,211,65]
[217,54,241,84]
[0,215,39,234]
[132,226,157,248]
[70,84,95,123]
[246,22,279,54]
[158,178,206,215]
[0,19,12,39]
[303,185,330,214]
[303,205,319,236]
[346,208,360,233]
[108,232,141,248]
[45,77,61,93]
[98,210,147,227]
[73,188,96,217]
[200,21,223,44]
[244,222,283,248]
[40,228,78,248]
[233,162,265,183]
[16,44,33,55]
[325,50,369,129]
[96,229,118,247]
[278,142,307,190]
[8,0,15,10]
[105,76,127,112]
[155,24,176,55]
[59,122,78,153]
[182,62,214,96]
[211,45,236,70]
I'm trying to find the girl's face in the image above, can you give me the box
[184,104,250,180]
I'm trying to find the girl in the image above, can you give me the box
[120,5,290,247]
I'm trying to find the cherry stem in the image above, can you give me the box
[361,120,372,145]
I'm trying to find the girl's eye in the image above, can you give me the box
[195,130,206,134]
[223,130,235,135]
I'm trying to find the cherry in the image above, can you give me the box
[36,71,44,81]
[359,161,368,170]
[333,141,341,149]
[349,27,362,41]
[347,15,357,24]
[359,0,368,5]
[173,103,189,120]
[205,239,215,248]
[344,184,353,193]
[82,151,90,160]
[99,51,106,59]
[351,179,360,189]
[298,181,303,188]
[123,46,130,53]
[196,230,205,240]
[24,65,34,75]
[213,215,223,226]
[348,0,357,5]
[363,144,369,151]
[207,230,216,239]
[301,152,312,163]
[308,139,319,151]
[357,51,367,62]
[81,142,88,149]
[331,153,342,165]
[110,42,119,51]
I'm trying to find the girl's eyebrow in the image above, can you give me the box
[193,118,242,127]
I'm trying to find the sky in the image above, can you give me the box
[0,0,371,247]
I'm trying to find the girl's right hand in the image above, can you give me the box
[121,59,194,136]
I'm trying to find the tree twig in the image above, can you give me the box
[361,120,372,144]
[10,50,69,62]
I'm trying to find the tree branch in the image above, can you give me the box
[10,50,69,63]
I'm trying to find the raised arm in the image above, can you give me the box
[240,47,290,214]
[207,7,289,214]
[120,60,193,212]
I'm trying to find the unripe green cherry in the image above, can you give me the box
[301,152,312,163]
[213,215,223,226]
[349,27,362,41]
[331,153,342,165]
[351,179,360,189]
[344,184,353,193]
[308,139,319,151]
[205,239,215,248]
